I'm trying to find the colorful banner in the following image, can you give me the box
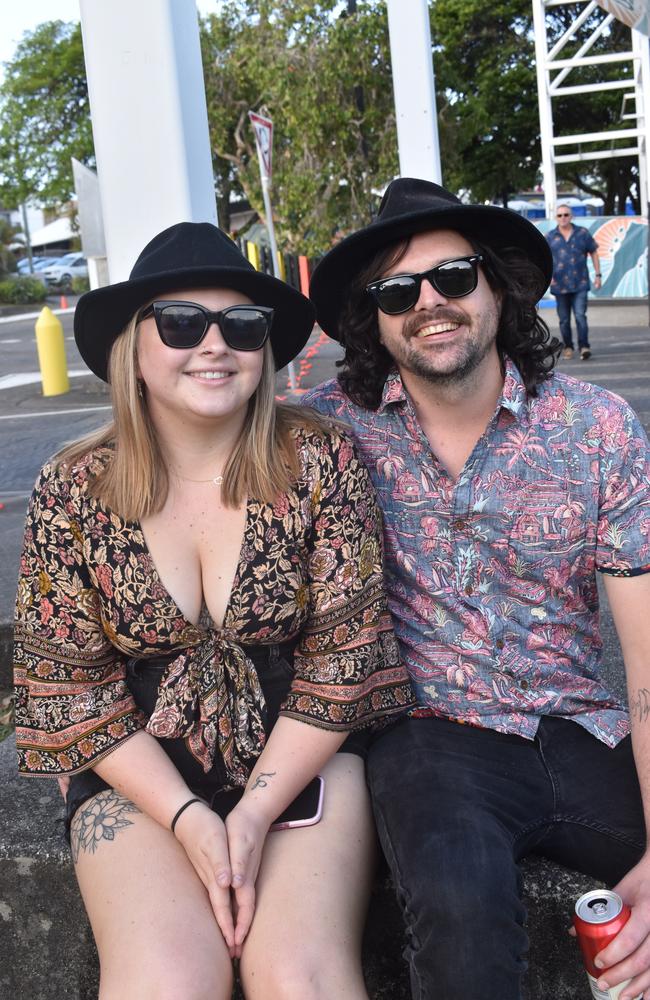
[535,216,648,298]
[595,0,650,36]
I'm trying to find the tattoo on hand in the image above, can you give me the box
[251,771,276,790]
[630,688,650,725]
[70,788,140,863]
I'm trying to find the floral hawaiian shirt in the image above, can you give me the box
[14,426,413,780]
[304,361,650,747]
[546,224,598,294]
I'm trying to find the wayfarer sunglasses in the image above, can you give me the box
[366,254,484,315]
[139,300,274,351]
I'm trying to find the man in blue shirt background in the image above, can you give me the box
[546,203,601,360]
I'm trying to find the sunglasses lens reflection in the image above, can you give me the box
[221,308,270,350]
[434,259,477,297]
[159,306,206,347]
[375,275,420,314]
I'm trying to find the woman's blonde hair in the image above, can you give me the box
[55,308,327,520]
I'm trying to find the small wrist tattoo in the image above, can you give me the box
[251,771,276,790]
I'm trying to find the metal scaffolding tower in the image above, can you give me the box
[532,0,650,216]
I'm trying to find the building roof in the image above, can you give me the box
[29,216,75,248]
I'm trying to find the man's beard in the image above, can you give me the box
[395,304,500,387]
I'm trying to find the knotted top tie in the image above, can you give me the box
[145,630,267,786]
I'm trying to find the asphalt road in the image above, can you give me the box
[1,300,648,689]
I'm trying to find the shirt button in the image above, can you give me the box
[496,639,505,650]
[464,585,473,596]
[520,679,530,690]
[453,519,465,530]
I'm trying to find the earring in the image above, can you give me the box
[137,380,144,399]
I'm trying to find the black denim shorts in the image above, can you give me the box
[64,640,370,840]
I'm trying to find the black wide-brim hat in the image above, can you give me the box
[310,178,553,341]
[74,222,315,381]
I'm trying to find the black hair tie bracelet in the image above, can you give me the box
[171,797,202,835]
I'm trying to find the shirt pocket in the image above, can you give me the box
[507,482,588,572]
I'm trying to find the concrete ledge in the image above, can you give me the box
[1,734,598,999]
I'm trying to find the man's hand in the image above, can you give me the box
[172,800,237,955]
[590,853,650,999]
[593,276,602,291]
[225,798,272,957]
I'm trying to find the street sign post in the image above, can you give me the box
[248,111,297,389]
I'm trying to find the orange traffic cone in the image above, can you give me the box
[60,294,69,309]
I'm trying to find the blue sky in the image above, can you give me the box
[1,1,217,73]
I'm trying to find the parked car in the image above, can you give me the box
[42,253,88,289]
[16,256,59,275]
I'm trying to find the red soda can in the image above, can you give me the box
[573,889,641,999]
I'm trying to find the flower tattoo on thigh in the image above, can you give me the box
[70,789,141,863]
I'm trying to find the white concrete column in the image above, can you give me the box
[633,29,650,214]
[386,0,442,183]
[532,0,557,218]
[79,0,217,282]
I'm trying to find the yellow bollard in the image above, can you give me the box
[246,240,261,271]
[275,250,286,281]
[35,306,69,397]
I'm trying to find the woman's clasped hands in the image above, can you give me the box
[172,796,270,958]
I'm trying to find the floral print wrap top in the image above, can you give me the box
[14,426,413,780]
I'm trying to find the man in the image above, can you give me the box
[546,202,601,361]
[303,178,650,1000]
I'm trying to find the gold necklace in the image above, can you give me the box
[172,471,224,486]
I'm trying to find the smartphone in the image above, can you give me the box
[270,775,325,832]
[209,775,325,831]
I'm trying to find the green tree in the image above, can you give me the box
[201,0,398,254]
[0,218,21,275]
[431,0,639,212]
[432,0,541,204]
[0,21,93,210]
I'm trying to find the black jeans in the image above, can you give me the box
[367,715,645,1000]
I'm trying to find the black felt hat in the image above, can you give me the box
[309,177,553,341]
[74,222,315,381]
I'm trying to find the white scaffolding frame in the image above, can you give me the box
[532,0,650,216]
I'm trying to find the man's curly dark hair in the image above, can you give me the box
[336,234,562,410]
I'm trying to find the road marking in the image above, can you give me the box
[0,369,89,390]
[1,339,21,344]
[0,405,111,420]
[0,307,75,325]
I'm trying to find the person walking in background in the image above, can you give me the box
[304,178,650,1000]
[546,202,601,361]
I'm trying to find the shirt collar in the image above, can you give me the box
[377,369,407,413]
[378,357,528,424]
[499,357,528,423]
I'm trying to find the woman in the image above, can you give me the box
[14,222,413,999]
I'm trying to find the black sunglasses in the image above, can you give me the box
[139,300,274,351]
[366,254,484,315]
